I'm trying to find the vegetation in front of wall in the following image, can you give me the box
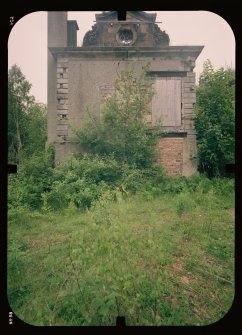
[75,63,162,169]
[195,60,235,178]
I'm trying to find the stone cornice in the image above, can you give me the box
[49,45,204,60]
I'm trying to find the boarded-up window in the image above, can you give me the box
[151,77,181,126]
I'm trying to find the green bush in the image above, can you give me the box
[76,64,161,169]
[195,60,235,177]
[42,155,126,211]
[57,154,127,186]
[42,178,110,211]
[8,145,55,210]
[212,178,234,196]
[41,154,164,212]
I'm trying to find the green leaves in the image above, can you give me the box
[195,60,235,177]
[76,64,159,169]
[8,65,47,164]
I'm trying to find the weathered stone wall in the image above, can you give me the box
[50,52,199,174]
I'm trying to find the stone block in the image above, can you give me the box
[183,77,195,83]
[183,103,194,109]
[57,78,68,84]
[182,93,196,99]
[183,87,195,93]
[182,97,196,104]
[183,113,195,119]
[57,98,67,105]
[187,72,196,77]
[187,129,196,135]
[57,57,68,62]
[57,119,68,125]
[57,129,68,136]
[57,109,68,114]
[57,93,68,99]
[57,89,68,94]
[57,72,68,78]
[57,104,68,110]
[57,62,68,68]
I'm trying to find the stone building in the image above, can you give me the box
[48,11,203,176]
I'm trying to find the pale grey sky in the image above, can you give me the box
[8,11,235,104]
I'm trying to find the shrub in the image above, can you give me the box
[195,60,235,177]
[8,146,55,209]
[76,64,161,169]
[42,155,127,211]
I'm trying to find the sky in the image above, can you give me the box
[8,11,235,104]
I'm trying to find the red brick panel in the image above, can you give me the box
[157,137,183,175]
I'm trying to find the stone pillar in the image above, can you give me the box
[47,12,67,143]
[181,71,197,176]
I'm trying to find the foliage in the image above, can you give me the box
[41,154,164,212]
[22,103,47,158]
[8,144,55,210]
[195,60,235,177]
[76,64,161,169]
[8,64,47,163]
[8,179,234,325]
[8,65,50,209]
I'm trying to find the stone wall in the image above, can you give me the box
[50,53,200,174]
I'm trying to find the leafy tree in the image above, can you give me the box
[8,64,47,163]
[76,64,161,169]
[8,65,33,163]
[8,65,51,209]
[23,102,47,158]
[195,60,235,177]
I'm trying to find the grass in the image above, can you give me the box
[8,183,235,326]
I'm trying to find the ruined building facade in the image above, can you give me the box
[48,11,203,175]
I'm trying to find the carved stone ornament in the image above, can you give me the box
[83,24,98,46]
[116,27,136,46]
[153,24,170,46]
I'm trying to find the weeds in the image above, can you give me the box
[7,178,234,326]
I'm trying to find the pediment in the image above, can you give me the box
[84,11,168,47]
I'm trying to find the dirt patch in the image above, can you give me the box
[172,262,184,272]
[180,276,190,284]
[26,233,72,251]
[164,295,179,305]
[227,208,235,217]
[180,213,190,220]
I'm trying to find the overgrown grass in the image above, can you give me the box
[8,178,234,326]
